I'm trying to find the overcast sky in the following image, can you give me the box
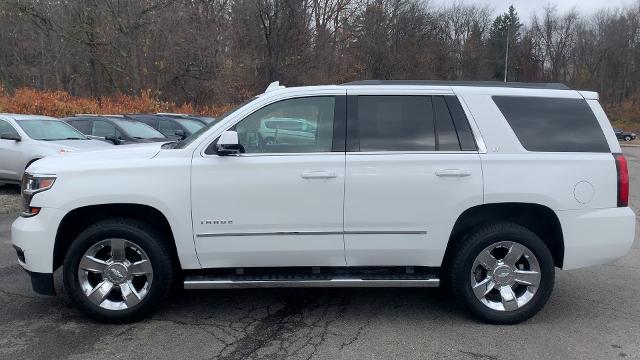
[441,0,637,21]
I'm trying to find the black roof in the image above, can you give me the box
[342,80,570,90]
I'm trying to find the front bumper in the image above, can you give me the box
[11,208,65,289]
[558,207,636,270]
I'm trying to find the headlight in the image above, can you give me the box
[21,173,56,217]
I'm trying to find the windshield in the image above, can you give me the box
[180,119,205,133]
[172,97,258,149]
[18,120,87,140]
[113,119,166,139]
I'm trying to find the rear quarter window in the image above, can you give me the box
[493,96,610,153]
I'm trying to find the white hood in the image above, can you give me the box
[28,142,165,174]
[44,139,113,150]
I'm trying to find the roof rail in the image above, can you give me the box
[265,81,285,93]
[342,80,570,90]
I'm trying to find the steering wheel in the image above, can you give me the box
[241,130,265,152]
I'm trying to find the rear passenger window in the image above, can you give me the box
[493,96,609,152]
[434,96,460,151]
[357,96,435,151]
[355,95,476,152]
[445,96,477,151]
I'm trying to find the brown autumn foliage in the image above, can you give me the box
[0,86,233,118]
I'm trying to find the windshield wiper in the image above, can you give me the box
[40,137,85,141]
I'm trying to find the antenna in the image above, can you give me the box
[504,28,510,83]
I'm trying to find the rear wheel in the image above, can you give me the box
[63,218,174,323]
[447,222,555,324]
[624,135,632,141]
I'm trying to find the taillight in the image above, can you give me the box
[614,154,629,207]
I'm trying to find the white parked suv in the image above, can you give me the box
[11,81,636,324]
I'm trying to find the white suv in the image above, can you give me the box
[11,81,636,324]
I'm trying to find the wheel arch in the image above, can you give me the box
[444,202,565,268]
[24,157,42,172]
[53,203,179,271]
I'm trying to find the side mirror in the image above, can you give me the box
[216,130,244,156]
[174,129,186,139]
[0,133,21,142]
[104,135,121,145]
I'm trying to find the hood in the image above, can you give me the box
[28,142,165,174]
[45,139,114,150]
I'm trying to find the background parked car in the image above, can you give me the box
[258,117,317,145]
[156,113,217,125]
[124,114,205,139]
[0,114,112,184]
[63,115,168,145]
[614,128,637,141]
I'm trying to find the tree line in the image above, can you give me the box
[1,0,640,109]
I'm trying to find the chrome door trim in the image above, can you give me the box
[196,230,427,238]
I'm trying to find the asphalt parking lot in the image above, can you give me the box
[1,148,639,360]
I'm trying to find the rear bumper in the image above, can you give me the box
[558,207,636,270]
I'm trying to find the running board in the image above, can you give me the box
[184,276,440,289]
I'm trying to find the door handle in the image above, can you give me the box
[435,169,471,177]
[301,170,337,179]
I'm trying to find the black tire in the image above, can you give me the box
[624,136,632,141]
[446,222,555,324]
[63,218,174,323]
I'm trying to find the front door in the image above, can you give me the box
[343,91,483,267]
[191,94,347,268]
[0,120,25,182]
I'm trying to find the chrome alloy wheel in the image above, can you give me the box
[470,241,541,312]
[77,239,153,310]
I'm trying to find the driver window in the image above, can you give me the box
[92,121,116,138]
[0,120,19,137]
[234,96,335,153]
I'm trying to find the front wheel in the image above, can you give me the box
[624,136,632,141]
[63,218,174,323]
[447,222,555,324]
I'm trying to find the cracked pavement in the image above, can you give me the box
[1,147,639,360]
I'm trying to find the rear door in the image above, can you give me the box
[343,89,483,266]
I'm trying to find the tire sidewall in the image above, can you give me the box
[452,224,555,324]
[63,220,172,323]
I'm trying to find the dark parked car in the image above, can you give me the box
[614,128,637,141]
[62,115,168,145]
[125,114,205,139]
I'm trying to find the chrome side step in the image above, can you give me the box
[184,277,440,289]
